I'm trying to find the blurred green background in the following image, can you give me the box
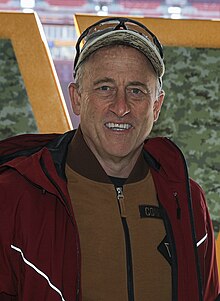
[152,46,220,236]
[0,39,38,138]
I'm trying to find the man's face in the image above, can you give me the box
[70,46,164,163]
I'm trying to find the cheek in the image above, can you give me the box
[80,98,102,127]
[83,95,109,119]
[135,103,154,122]
[79,94,92,115]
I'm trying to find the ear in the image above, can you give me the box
[68,82,81,116]
[153,90,165,122]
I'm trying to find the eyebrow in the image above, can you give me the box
[127,81,148,88]
[93,77,115,85]
[127,81,151,93]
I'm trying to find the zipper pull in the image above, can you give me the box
[116,187,126,218]
[174,192,181,220]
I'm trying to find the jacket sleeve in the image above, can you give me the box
[204,209,220,301]
[0,174,18,300]
[190,179,220,301]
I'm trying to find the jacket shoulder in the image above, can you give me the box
[144,136,182,156]
[0,133,60,157]
[0,131,76,167]
[144,137,188,181]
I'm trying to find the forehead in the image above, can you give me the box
[82,45,157,79]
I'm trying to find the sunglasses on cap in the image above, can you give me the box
[74,17,164,71]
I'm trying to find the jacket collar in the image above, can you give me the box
[0,131,75,180]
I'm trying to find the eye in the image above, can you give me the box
[99,86,111,91]
[95,85,116,97]
[127,87,147,99]
[131,88,142,95]
[95,85,113,93]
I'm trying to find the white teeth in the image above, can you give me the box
[105,123,132,131]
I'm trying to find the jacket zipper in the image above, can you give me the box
[173,192,181,220]
[116,186,135,301]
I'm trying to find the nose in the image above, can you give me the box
[109,90,130,118]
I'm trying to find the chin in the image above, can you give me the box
[106,147,132,158]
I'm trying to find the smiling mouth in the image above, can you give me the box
[105,122,132,131]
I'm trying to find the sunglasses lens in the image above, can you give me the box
[86,20,154,44]
[87,21,119,35]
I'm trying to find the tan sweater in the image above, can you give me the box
[66,129,171,301]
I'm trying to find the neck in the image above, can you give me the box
[90,148,142,178]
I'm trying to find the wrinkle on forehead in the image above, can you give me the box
[90,45,156,73]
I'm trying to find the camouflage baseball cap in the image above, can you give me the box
[74,17,165,79]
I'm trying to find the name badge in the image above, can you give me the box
[139,205,162,219]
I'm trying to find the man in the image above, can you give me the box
[0,17,219,301]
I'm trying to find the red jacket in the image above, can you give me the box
[0,131,219,301]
